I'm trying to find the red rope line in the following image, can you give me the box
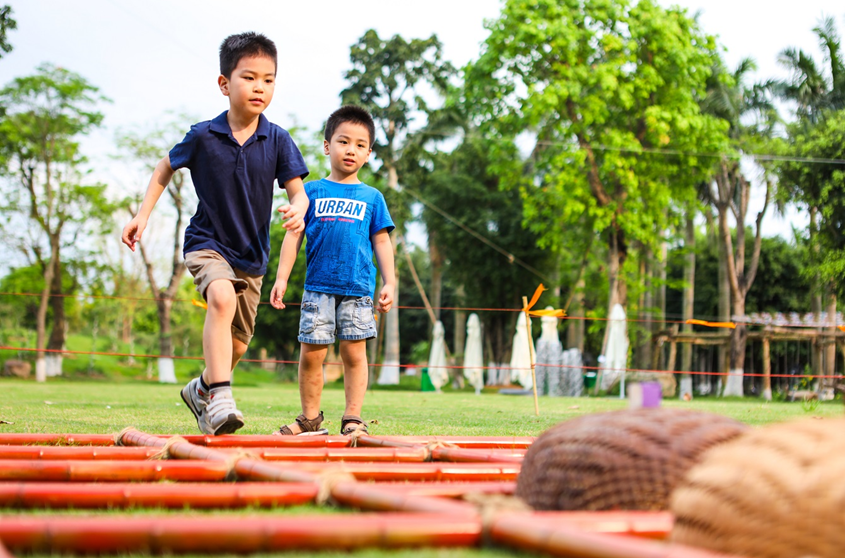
[1,345,840,379]
[1,291,840,328]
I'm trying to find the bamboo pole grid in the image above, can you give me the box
[0,430,746,558]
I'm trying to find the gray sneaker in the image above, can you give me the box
[180,377,210,434]
[203,389,245,435]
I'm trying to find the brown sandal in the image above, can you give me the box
[277,411,329,436]
[340,415,369,436]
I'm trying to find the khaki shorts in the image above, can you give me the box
[184,249,263,345]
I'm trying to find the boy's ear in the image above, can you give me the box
[323,139,330,155]
[218,75,230,96]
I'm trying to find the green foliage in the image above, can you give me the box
[0,63,115,269]
[0,5,15,59]
[775,112,845,296]
[341,29,455,164]
[463,0,728,309]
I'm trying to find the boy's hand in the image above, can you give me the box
[377,284,394,313]
[270,279,288,310]
[121,216,148,252]
[278,204,305,233]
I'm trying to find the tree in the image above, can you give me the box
[464,0,725,372]
[0,5,15,60]
[401,131,555,365]
[773,17,844,386]
[0,64,112,381]
[341,29,455,383]
[698,54,779,396]
[115,115,197,383]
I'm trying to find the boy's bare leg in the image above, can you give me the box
[339,339,368,417]
[201,279,238,384]
[282,342,327,434]
[199,338,248,385]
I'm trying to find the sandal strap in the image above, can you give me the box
[295,411,325,433]
[341,414,368,435]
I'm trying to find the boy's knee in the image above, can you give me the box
[206,280,237,314]
[232,339,248,360]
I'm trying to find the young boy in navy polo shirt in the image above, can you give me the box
[121,32,309,435]
[269,106,395,436]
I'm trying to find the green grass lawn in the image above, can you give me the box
[1,376,842,436]
[1,375,843,558]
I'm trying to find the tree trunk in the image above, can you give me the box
[724,294,747,397]
[810,207,822,376]
[566,277,585,352]
[657,237,668,344]
[377,232,401,385]
[680,215,695,399]
[34,237,60,383]
[824,290,837,390]
[157,299,177,383]
[429,230,444,321]
[46,252,65,377]
[639,250,653,369]
[453,284,466,359]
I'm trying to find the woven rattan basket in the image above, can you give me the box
[671,417,845,558]
[516,408,748,511]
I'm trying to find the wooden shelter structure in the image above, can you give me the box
[653,312,844,399]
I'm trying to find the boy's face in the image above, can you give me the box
[218,55,276,118]
[324,122,372,178]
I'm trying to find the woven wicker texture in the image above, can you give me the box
[515,408,748,511]
[671,417,845,558]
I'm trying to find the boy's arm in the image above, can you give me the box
[277,177,308,234]
[121,155,175,252]
[372,229,396,313]
[270,229,305,310]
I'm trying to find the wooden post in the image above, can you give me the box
[762,337,772,401]
[522,296,539,417]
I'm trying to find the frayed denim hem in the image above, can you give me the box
[298,336,335,345]
[337,332,377,341]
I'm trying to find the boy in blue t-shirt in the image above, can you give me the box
[270,105,395,436]
[121,32,309,436]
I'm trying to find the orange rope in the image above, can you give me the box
[1,345,840,379]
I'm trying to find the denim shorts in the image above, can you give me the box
[298,290,378,345]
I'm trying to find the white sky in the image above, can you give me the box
[1,0,843,250]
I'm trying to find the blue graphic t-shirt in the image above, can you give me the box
[303,178,395,297]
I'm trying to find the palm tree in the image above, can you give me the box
[772,16,844,389]
[772,16,844,122]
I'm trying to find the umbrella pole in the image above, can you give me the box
[522,296,540,416]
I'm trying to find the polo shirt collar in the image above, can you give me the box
[209,111,270,139]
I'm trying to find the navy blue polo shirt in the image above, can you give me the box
[169,111,309,275]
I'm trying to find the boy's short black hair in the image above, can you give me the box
[219,32,277,78]
[324,105,376,148]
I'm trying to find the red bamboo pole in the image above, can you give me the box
[180,434,353,448]
[330,483,478,515]
[361,435,535,449]
[0,460,229,482]
[380,481,516,497]
[281,462,521,482]
[522,511,674,540]
[253,447,429,462]
[430,447,525,463]
[0,434,114,446]
[0,446,160,460]
[0,482,317,509]
[0,514,482,553]
[490,514,741,558]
